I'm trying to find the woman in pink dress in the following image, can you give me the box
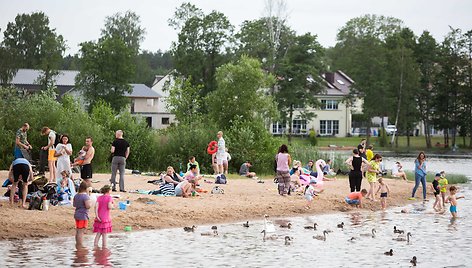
[93,185,114,249]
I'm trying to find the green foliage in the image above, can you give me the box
[1,12,65,87]
[402,171,468,184]
[166,76,204,124]
[169,2,234,96]
[101,11,146,55]
[206,56,277,129]
[308,129,318,146]
[289,144,345,171]
[378,128,387,147]
[76,37,135,112]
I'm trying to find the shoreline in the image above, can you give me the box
[0,172,423,240]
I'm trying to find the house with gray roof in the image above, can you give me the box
[9,69,164,128]
[271,70,362,137]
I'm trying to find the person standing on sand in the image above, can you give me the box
[276,144,292,196]
[366,154,382,201]
[216,131,226,174]
[55,134,73,181]
[345,149,369,192]
[411,152,427,200]
[110,130,130,192]
[14,123,32,160]
[8,158,34,208]
[80,137,95,184]
[41,127,57,183]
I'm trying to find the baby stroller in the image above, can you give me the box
[28,182,58,210]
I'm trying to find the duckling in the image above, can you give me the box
[261,230,277,241]
[393,226,404,234]
[211,226,218,230]
[348,237,356,242]
[384,249,393,256]
[243,221,250,228]
[304,223,318,230]
[284,236,292,245]
[360,228,376,238]
[410,256,417,266]
[183,225,196,232]
[393,232,412,243]
[280,223,292,229]
[337,222,344,229]
[313,230,328,241]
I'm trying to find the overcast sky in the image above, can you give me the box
[1,0,471,55]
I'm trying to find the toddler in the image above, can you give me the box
[375,177,390,210]
[73,181,92,249]
[93,185,114,249]
[304,179,317,209]
[445,186,465,218]
[431,173,442,211]
[438,171,448,207]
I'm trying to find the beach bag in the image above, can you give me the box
[28,191,45,210]
[215,174,227,184]
[211,186,224,194]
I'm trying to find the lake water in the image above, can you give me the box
[1,155,471,267]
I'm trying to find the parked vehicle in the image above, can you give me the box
[385,125,397,136]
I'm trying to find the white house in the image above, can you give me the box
[271,70,362,137]
[150,74,177,129]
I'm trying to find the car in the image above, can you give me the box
[385,125,397,136]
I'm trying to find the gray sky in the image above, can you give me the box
[1,0,471,55]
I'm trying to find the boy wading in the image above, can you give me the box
[110,130,130,192]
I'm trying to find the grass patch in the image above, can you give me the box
[402,171,469,184]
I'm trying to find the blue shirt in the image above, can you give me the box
[12,158,30,166]
[414,159,426,177]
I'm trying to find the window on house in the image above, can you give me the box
[321,100,338,110]
[272,122,285,134]
[146,117,152,128]
[292,119,306,134]
[147,99,154,106]
[320,120,339,135]
[161,117,170,125]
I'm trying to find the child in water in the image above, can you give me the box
[445,186,465,218]
[375,177,390,210]
[93,185,114,249]
[304,179,317,209]
[439,171,448,207]
[73,181,92,249]
[431,173,443,211]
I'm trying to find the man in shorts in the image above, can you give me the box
[41,127,57,182]
[216,131,226,174]
[8,158,34,208]
[14,123,32,160]
[80,137,95,186]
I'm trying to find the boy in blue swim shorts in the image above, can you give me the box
[445,186,464,218]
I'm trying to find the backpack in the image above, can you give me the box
[54,131,62,147]
[28,191,45,210]
[211,186,225,194]
[215,174,227,184]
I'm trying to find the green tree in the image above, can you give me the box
[101,11,146,55]
[75,37,135,112]
[414,31,440,148]
[169,3,234,97]
[275,33,325,143]
[166,76,203,125]
[0,46,17,85]
[206,56,277,130]
[385,28,420,147]
[2,12,66,88]
[463,30,472,148]
[330,15,403,144]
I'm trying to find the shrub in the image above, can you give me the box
[308,129,318,146]
[378,127,387,147]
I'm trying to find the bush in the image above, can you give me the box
[308,129,318,146]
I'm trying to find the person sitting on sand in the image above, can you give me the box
[290,168,302,192]
[239,161,257,178]
[392,161,408,181]
[322,159,337,177]
[184,164,202,184]
[175,180,194,198]
[187,156,200,175]
[345,189,367,208]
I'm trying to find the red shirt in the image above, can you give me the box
[348,192,363,200]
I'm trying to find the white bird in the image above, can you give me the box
[261,230,277,241]
[360,228,376,238]
[313,230,328,241]
[393,232,412,243]
[263,215,276,233]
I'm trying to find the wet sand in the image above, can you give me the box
[0,171,420,240]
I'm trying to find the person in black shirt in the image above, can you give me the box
[432,173,442,211]
[109,130,130,192]
[345,149,369,192]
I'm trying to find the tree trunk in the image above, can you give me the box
[424,121,432,148]
[288,104,293,145]
[406,127,411,147]
[366,120,371,145]
[391,47,404,147]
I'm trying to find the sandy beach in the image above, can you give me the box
[0,171,420,240]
